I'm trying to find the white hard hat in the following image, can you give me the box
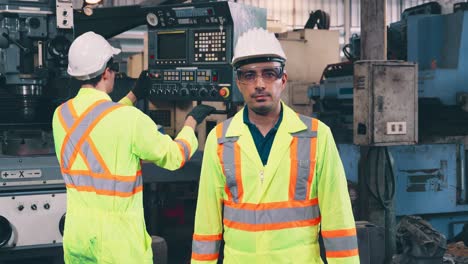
[67,31,121,80]
[231,27,287,69]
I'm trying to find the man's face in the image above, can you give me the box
[236,61,287,115]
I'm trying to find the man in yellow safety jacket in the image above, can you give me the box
[52,31,215,264]
[191,28,360,263]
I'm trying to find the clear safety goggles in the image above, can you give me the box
[236,66,284,85]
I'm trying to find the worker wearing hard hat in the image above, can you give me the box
[52,31,215,264]
[191,28,360,263]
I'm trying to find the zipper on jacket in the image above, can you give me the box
[259,170,264,184]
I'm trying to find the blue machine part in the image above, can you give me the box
[407,11,468,106]
[337,143,360,183]
[337,143,468,238]
[388,144,467,215]
[313,11,468,106]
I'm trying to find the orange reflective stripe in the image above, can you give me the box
[306,118,318,199]
[68,100,79,119]
[224,218,320,232]
[289,137,298,200]
[66,184,143,197]
[322,228,357,238]
[60,99,107,170]
[217,123,233,201]
[223,198,318,210]
[62,169,142,182]
[57,106,70,168]
[233,142,243,202]
[175,138,191,167]
[326,248,359,258]
[193,233,223,241]
[191,252,219,261]
[67,104,123,172]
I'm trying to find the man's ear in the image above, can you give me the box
[281,71,288,87]
[102,68,112,80]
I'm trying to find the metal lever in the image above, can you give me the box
[2,33,30,53]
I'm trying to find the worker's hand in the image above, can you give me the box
[186,104,216,125]
[132,70,151,100]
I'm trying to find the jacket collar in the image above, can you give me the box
[76,87,112,102]
[225,101,307,138]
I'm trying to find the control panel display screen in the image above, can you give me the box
[157,32,186,60]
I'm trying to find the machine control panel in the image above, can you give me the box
[0,157,63,189]
[144,1,266,103]
[0,191,66,248]
[147,68,231,101]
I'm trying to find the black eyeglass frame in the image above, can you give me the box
[235,66,285,85]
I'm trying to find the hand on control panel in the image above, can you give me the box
[185,104,216,129]
[132,70,151,100]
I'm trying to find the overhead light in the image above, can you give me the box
[85,0,102,4]
[82,0,103,16]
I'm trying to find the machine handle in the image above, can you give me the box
[2,33,30,53]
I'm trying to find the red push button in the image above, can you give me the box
[219,87,229,98]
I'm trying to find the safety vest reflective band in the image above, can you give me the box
[216,114,319,231]
[223,199,320,231]
[217,118,242,203]
[57,100,143,197]
[289,115,318,200]
[191,233,223,261]
[175,139,192,167]
[322,228,359,257]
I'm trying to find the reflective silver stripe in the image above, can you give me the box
[224,204,320,224]
[217,118,241,203]
[82,141,104,173]
[290,115,317,200]
[60,102,75,128]
[217,117,234,144]
[192,240,221,255]
[175,139,190,161]
[63,173,142,194]
[62,101,116,169]
[323,236,358,252]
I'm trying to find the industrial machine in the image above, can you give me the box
[143,1,265,105]
[309,1,468,245]
[139,1,265,149]
[0,0,74,261]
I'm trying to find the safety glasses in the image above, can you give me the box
[236,66,284,85]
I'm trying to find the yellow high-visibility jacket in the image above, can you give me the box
[52,88,197,264]
[192,102,359,264]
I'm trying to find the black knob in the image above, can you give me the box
[180,88,189,96]
[17,205,24,211]
[209,89,218,97]
[31,204,37,210]
[199,88,208,97]
[44,203,50,210]
[0,216,12,248]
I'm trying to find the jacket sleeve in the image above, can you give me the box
[316,124,360,264]
[132,111,198,170]
[191,128,224,263]
[118,96,133,106]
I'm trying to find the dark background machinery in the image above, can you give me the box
[309,1,468,261]
[0,0,73,262]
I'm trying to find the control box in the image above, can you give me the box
[143,1,266,103]
[353,60,418,146]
